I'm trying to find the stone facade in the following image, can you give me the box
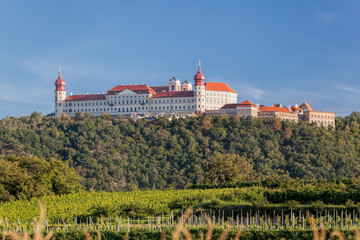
[219,100,335,127]
[298,102,335,127]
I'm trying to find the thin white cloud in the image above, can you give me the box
[0,80,52,106]
[237,84,264,100]
[212,78,265,100]
[338,84,360,94]
[316,13,337,23]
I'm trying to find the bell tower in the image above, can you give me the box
[54,67,66,116]
[193,60,206,113]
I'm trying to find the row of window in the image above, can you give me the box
[311,114,334,119]
[151,105,194,110]
[107,95,148,99]
[65,106,150,113]
[151,99,193,104]
[237,109,251,113]
[207,99,226,103]
[206,92,228,97]
[108,100,148,105]
[66,101,105,107]
[311,120,334,124]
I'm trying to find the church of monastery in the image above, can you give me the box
[55,63,335,127]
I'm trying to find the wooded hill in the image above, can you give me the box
[0,111,360,195]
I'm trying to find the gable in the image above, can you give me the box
[117,89,137,95]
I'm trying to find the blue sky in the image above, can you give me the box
[0,0,359,118]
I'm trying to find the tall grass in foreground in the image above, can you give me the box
[1,202,360,239]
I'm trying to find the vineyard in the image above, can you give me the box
[0,188,268,222]
[2,203,360,239]
[2,184,360,223]
[2,181,360,239]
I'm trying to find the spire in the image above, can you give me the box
[55,67,66,91]
[194,59,205,85]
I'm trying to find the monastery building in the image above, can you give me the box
[55,63,238,117]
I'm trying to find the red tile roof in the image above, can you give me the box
[66,94,106,101]
[291,106,303,112]
[151,91,194,98]
[259,106,290,113]
[220,103,238,109]
[220,100,257,109]
[205,82,236,93]
[107,84,155,95]
[238,100,256,108]
[151,86,169,93]
[299,102,314,111]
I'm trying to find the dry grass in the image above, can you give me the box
[2,201,53,240]
[169,208,235,240]
[329,231,344,240]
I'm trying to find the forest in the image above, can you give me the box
[0,111,360,199]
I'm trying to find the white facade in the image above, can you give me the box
[205,90,238,110]
[55,65,237,117]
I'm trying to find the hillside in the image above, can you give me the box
[0,112,360,193]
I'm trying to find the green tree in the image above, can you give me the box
[206,153,252,183]
[0,155,83,201]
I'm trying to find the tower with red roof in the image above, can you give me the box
[194,60,206,113]
[54,67,67,116]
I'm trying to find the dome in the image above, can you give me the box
[55,68,66,91]
[194,67,205,81]
[194,60,205,86]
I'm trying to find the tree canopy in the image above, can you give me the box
[0,111,359,193]
[0,155,83,201]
